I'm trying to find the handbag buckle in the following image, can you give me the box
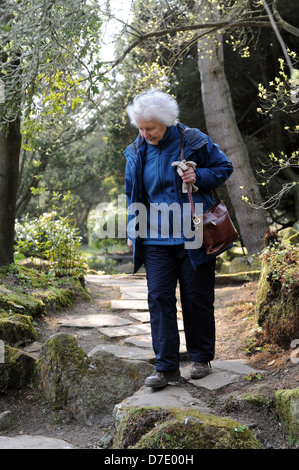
[193,215,201,227]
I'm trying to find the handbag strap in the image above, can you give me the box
[180,130,220,216]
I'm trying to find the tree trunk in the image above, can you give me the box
[197,29,268,254]
[0,119,22,267]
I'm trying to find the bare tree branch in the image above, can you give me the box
[109,18,272,69]
[273,0,299,38]
[262,0,294,73]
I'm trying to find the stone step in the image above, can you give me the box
[99,323,152,338]
[110,299,149,310]
[124,332,186,351]
[121,291,148,300]
[87,274,147,287]
[114,385,211,420]
[180,360,264,390]
[88,344,156,362]
[59,314,133,328]
[128,311,150,322]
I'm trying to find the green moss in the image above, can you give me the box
[0,263,91,349]
[38,333,91,409]
[255,260,269,318]
[275,388,299,444]
[255,254,299,348]
[0,291,45,317]
[33,277,91,310]
[0,264,50,289]
[0,313,37,346]
[35,287,75,309]
[39,333,89,372]
[113,407,262,450]
[237,386,274,408]
[113,407,172,449]
[3,343,20,364]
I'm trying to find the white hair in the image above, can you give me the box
[126,89,179,127]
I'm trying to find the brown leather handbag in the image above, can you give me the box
[180,130,239,256]
[202,188,239,255]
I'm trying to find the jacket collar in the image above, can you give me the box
[124,122,207,159]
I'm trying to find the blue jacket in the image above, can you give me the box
[123,122,234,273]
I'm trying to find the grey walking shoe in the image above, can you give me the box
[144,369,181,389]
[190,362,211,379]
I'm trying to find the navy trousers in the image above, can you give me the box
[143,244,216,371]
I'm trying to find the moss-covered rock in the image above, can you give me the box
[0,344,36,392]
[229,256,261,274]
[237,384,274,408]
[112,407,262,449]
[38,333,154,422]
[215,271,261,285]
[33,277,91,310]
[0,289,45,317]
[275,388,299,444]
[0,312,37,346]
[0,264,90,315]
[35,287,76,310]
[38,333,89,409]
[255,252,299,348]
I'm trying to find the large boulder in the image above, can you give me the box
[255,243,298,348]
[275,388,299,445]
[38,333,154,422]
[0,312,37,347]
[112,406,262,449]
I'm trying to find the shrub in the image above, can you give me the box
[15,210,86,277]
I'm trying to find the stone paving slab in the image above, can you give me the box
[120,285,148,292]
[181,367,240,390]
[128,311,150,322]
[124,334,153,349]
[124,332,187,352]
[88,344,156,362]
[212,359,264,375]
[114,385,212,421]
[121,291,148,300]
[87,274,147,287]
[180,360,265,390]
[98,323,152,338]
[111,299,149,310]
[0,435,75,449]
[59,314,133,329]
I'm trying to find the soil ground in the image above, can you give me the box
[0,278,298,449]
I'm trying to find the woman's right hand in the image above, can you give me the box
[127,238,133,252]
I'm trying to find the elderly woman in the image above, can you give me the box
[124,89,233,389]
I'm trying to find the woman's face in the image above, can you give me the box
[136,119,167,146]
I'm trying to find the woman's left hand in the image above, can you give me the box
[181,167,196,185]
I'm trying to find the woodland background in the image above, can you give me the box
[0,0,298,271]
